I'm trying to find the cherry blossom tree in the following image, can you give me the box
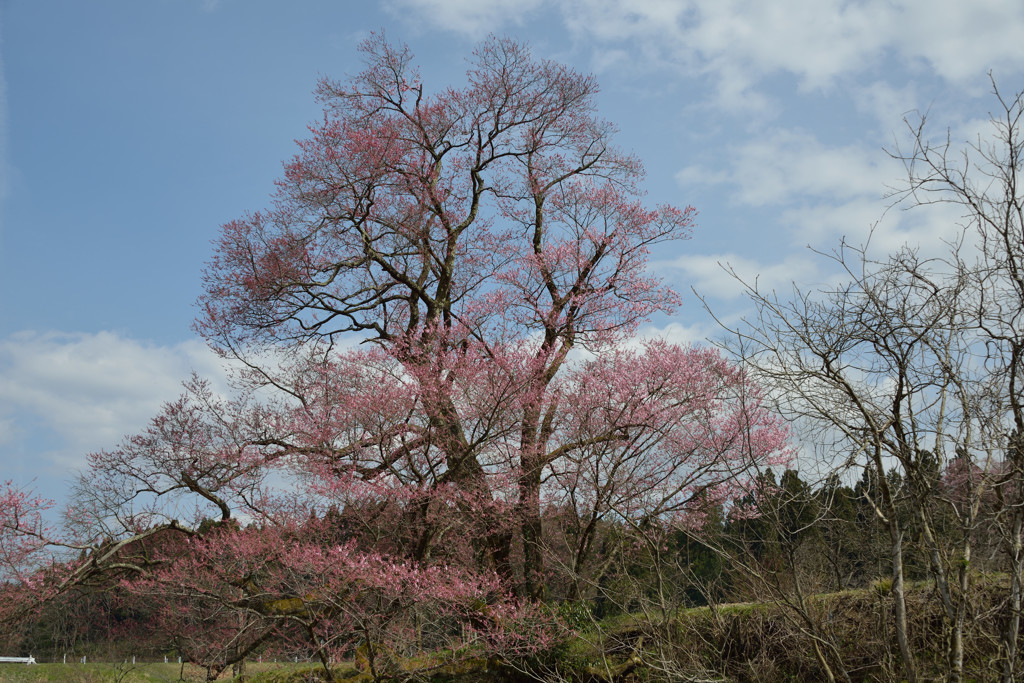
[542,342,790,598]
[1,35,789,671]
[0,482,53,585]
[194,33,786,600]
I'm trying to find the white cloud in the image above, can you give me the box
[675,165,728,188]
[636,321,713,347]
[0,331,225,472]
[780,197,892,249]
[895,0,1024,84]
[676,128,941,261]
[679,129,900,207]
[668,252,822,301]
[870,201,977,260]
[575,0,1024,85]
[853,81,922,128]
[383,0,546,37]
[737,134,888,205]
[392,0,1024,110]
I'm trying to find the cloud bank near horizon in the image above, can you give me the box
[0,331,224,484]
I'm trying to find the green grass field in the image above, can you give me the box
[0,661,315,682]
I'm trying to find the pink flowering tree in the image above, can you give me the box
[541,342,790,598]
[0,482,58,642]
[0,483,54,585]
[193,34,787,601]
[122,520,501,682]
[1,35,789,669]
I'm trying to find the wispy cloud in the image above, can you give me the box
[383,0,546,37]
[667,252,823,301]
[0,331,225,475]
[679,129,899,207]
[675,128,939,260]
[636,321,715,347]
[852,80,923,128]
[570,0,1024,88]
[390,0,1024,111]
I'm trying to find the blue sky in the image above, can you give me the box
[2,0,1023,503]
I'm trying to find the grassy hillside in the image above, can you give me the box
[2,580,1013,682]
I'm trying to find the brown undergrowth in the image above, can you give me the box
[233,580,1018,682]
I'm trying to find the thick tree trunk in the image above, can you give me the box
[489,528,516,592]
[518,388,555,601]
[519,463,545,600]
